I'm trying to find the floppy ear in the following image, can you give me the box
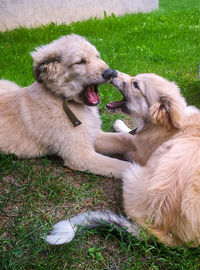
[150,96,182,129]
[33,56,62,83]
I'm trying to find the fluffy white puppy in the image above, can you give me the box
[0,34,133,177]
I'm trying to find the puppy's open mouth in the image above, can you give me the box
[106,100,124,112]
[106,85,126,112]
[82,85,100,106]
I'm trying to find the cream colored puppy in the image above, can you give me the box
[0,35,132,178]
[46,73,200,247]
[108,72,200,247]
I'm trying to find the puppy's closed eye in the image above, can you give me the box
[76,59,87,65]
[133,81,140,90]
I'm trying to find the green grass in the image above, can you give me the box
[1,1,200,269]
[160,0,200,12]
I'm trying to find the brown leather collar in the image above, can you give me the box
[63,99,82,127]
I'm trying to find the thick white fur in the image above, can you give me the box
[46,220,76,245]
[0,0,158,31]
[0,34,133,178]
[0,80,19,93]
[45,210,140,245]
[46,212,90,245]
[112,72,200,247]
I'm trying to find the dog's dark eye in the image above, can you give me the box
[76,59,87,65]
[133,81,140,90]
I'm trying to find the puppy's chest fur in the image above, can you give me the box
[26,91,102,148]
[0,84,102,157]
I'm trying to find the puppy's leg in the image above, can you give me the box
[122,163,151,220]
[63,149,132,178]
[95,131,135,155]
[114,120,131,133]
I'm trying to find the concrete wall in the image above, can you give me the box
[0,0,159,32]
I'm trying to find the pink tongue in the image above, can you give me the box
[106,101,124,109]
[86,86,100,104]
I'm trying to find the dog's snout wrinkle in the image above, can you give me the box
[123,81,126,89]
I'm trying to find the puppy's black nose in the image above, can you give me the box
[102,69,118,80]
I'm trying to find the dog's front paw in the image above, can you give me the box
[114,119,131,133]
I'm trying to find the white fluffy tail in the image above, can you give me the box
[45,220,76,245]
[45,211,140,245]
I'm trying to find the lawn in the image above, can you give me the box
[0,0,200,269]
